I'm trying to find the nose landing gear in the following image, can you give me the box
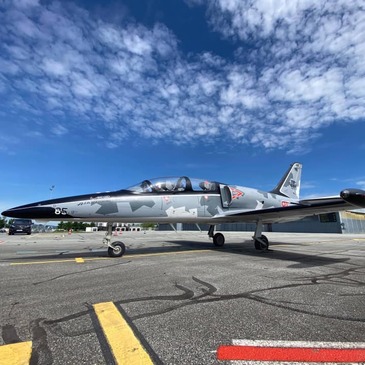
[103,223,126,257]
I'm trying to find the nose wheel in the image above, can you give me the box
[107,241,126,257]
[104,223,126,257]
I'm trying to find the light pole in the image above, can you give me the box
[49,185,55,199]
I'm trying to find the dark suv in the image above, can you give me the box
[9,219,32,235]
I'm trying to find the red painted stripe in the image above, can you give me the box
[217,345,365,362]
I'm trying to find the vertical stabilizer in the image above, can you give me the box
[270,162,302,199]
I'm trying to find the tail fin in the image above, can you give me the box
[270,162,302,199]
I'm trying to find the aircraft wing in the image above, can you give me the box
[213,189,365,224]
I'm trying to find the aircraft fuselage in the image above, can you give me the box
[3,165,365,258]
[2,180,295,224]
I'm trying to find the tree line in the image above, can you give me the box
[0,217,6,229]
[57,221,96,231]
[0,218,155,231]
[0,218,95,231]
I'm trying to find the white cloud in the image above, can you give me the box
[0,0,364,154]
[123,30,153,56]
[42,59,70,77]
[0,135,19,154]
[52,124,68,136]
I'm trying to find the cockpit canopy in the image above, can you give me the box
[127,177,219,194]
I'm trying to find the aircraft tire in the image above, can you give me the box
[254,235,269,251]
[108,241,126,257]
[213,233,225,247]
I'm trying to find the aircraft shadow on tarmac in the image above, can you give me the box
[5,239,349,269]
[165,239,350,269]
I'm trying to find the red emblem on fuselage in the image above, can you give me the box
[230,187,244,200]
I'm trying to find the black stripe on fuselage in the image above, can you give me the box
[7,190,134,209]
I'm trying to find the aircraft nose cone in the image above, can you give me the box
[2,207,32,218]
[2,206,56,219]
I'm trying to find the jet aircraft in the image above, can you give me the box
[2,163,365,257]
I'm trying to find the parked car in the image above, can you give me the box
[8,219,32,235]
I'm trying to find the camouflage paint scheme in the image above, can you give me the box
[3,163,365,226]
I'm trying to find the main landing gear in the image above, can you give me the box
[252,220,269,251]
[208,225,225,247]
[103,223,126,257]
[208,222,270,251]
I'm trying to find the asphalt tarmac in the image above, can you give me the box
[0,230,365,365]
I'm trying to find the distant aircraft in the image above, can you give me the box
[2,163,365,257]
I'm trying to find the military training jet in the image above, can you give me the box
[2,163,365,257]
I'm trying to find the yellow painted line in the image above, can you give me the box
[10,258,111,266]
[9,249,212,266]
[75,257,85,263]
[93,302,154,365]
[0,341,32,365]
[353,239,365,241]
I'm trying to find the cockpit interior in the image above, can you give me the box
[127,177,220,194]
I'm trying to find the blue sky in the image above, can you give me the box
[1,0,365,213]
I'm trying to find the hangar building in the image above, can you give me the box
[159,210,365,234]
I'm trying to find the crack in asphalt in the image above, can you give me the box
[32,261,131,285]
